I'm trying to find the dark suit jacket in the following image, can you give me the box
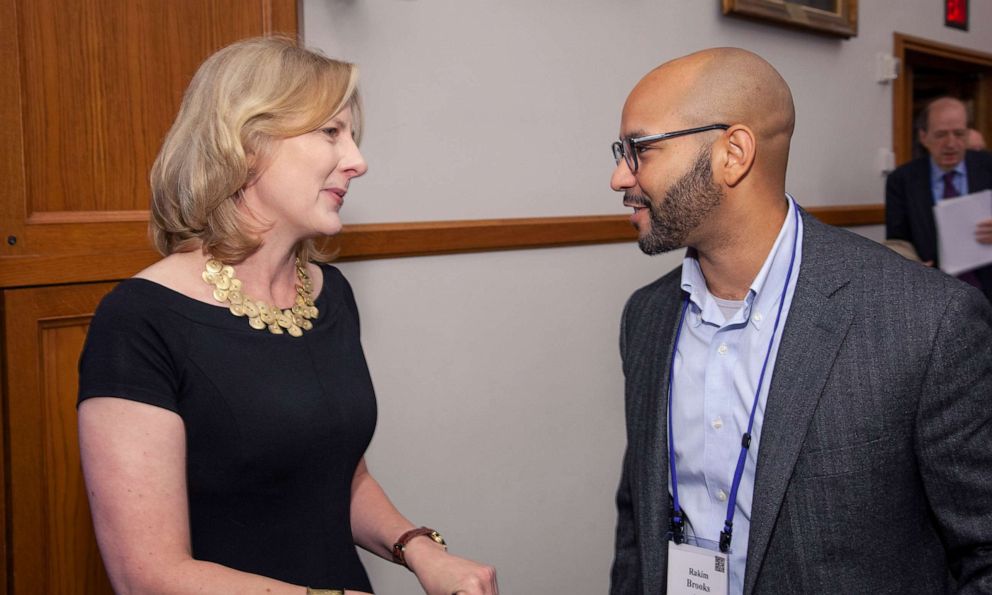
[885,150,992,300]
[610,211,992,594]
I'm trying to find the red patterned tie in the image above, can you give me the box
[943,171,982,287]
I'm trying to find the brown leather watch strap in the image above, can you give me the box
[391,526,447,568]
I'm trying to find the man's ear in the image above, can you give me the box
[716,125,755,187]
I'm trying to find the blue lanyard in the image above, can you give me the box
[668,201,800,553]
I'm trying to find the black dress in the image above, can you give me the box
[78,264,377,591]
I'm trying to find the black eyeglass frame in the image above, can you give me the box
[612,124,730,173]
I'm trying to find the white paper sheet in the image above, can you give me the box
[933,189,992,275]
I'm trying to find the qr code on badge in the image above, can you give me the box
[714,556,726,573]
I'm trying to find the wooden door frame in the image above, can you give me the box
[893,33,992,165]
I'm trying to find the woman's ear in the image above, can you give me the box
[716,125,755,187]
[243,150,260,189]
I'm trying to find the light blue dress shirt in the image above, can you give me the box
[929,158,969,204]
[670,195,803,595]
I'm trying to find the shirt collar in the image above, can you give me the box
[929,157,967,181]
[680,195,799,330]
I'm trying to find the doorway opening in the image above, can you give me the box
[893,33,992,164]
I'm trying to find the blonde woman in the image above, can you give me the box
[78,37,497,595]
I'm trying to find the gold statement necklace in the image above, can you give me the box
[202,258,319,337]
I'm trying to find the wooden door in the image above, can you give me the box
[2,282,116,594]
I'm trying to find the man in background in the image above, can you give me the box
[967,127,987,151]
[885,97,992,300]
[609,48,992,594]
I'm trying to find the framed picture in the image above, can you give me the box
[722,0,858,38]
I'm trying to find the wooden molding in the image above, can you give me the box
[326,214,637,260]
[805,203,884,227]
[27,210,151,225]
[0,204,884,287]
[328,204,884,262]
[895,33,992,67]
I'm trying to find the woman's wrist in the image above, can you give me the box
[402,536,448,573]
[393,527,447,571]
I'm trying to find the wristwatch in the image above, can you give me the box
[391,526,447,568]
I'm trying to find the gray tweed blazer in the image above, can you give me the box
[610,209,992,594]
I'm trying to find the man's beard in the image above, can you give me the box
[627,148,724,255]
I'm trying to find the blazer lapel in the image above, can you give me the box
[909,160,939,262]
[742,213,856,594]
[630,275,685,593]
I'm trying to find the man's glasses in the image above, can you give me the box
[612,124,729,173]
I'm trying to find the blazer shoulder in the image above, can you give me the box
[806,213,909,266]
[966,149,992,166]
[803,212,971,302]
[966,149,992,176]
[887,156,929,182]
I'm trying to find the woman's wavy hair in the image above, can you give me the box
[149,36,362,263]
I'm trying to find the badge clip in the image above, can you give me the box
[719,522,733,553]
[671,512,686,545]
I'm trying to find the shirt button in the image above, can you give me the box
[716,489,728,502]
[717,343,729,355]
[712,418,723,430]
[752,312,763,323]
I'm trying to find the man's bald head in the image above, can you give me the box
[623,48,795,184]
[919,97,969,171]
[611,48,796,264]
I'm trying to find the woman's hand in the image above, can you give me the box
[347,462,496,594]
[404,538,498,595]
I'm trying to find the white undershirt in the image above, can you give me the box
[711,295,746,321]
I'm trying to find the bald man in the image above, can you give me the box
[609,48,992,594]
[968,128,987,151]
[885,97,992,301]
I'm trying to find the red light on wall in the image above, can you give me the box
[945,0,969,31]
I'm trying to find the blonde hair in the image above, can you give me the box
[149,36,361,263]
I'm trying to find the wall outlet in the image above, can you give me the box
[877,148,896,175]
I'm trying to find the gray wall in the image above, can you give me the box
[302,1,991,592]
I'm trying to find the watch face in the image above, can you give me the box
[430,530,447,546]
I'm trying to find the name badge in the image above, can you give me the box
[666,540,729,595]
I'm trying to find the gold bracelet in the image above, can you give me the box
[306,589,344,595]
